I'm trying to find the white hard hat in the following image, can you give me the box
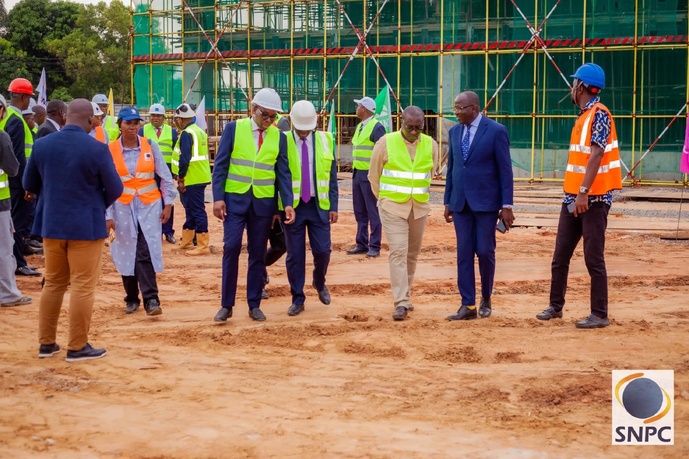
[0,95,6,108]
[91,102,104,116]
[252,88,283,112]
[353,96,376,112]
[174,103,195,119]
[290,100,317,131]
[149,103,165,115]
[92,94,108,104]
[21,108,33,116]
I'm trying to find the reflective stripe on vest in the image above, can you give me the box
[109,137,162,205]
[0,168,9,201]
[172,123,211,185]
[224,118,280,199]
[563,102,622,195]
[0,108,33,158]
[282,130,334,210]
[351,119,380,171]
[379,132,433,203]
[143,123,174,164]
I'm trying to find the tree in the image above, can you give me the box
[49,86,73,102]
[47,1,130,102]
[0,38,30,91]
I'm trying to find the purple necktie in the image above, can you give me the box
[301,139,311,203]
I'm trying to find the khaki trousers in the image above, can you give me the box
[379,207,427,308]
[39,239,104,351]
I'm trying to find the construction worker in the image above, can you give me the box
[32,105,46,129]
[106,107,176,316]
[92,94,119,141]
[347,96,386,258]
[172,103,211,255]
[139,103,178,244]
[536,63,622,329]
[36,100,67,138]
[89,102,109,143]
[211,87,295,322]
[369,106,438,321]
[0,94,31,307]
[281,100,338,317]
[0,77,40,276]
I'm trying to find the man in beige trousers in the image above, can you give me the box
[369,106,438,321]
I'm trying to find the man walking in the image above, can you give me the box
[347,96,386,258]
[282,100,338,317]
[212,88,295,322]
[536,63,621,329]
[369,106,438,321]
[23,99,123,361]
[445,91,514,321]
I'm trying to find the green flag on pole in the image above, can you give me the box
[374,85,392,133]
[328,102,337,159]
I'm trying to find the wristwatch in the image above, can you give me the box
[579,186,590,194]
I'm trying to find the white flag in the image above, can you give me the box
[35,68,47,107]
[195,96,207,131]
[374,85,392,133]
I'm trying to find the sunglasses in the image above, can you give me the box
[255,107,277,121]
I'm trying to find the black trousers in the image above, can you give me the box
[262,219,286,286]
[549,202,610,318]
[121,225,159,305]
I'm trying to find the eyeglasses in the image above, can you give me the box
[403,124,424,133]
[255,107,277,121]
[452,104,476,113]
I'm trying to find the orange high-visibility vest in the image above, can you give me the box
[563,102,622,195]
[109,137,161,205]
[95,125,107,143]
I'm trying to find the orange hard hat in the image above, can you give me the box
[8,78,34,95]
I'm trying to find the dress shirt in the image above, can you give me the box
[293,131,315,198]
[47,118,61,131]
[464,112,483,148]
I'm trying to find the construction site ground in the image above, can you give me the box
[1,184,688,458]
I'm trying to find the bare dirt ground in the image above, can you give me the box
[1,188,688,458]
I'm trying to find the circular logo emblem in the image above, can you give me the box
[615,372,671,423]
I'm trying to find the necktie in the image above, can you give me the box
[258,129,264,150]
[461,125,471,161]
[156,127,161,138]
[301,138,311,203]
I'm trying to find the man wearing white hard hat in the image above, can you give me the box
[172,103,211,256]
[139,103,178,244]
[279,100,338,317]
[348,96,386,258]
[211,87,295,323]
[92,94,118,141]
[88,102,108,143]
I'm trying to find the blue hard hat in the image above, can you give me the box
[570,63,605,90]
[117,107,143,121]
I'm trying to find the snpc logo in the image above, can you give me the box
[612,370,674,445]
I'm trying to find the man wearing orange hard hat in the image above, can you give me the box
[0,78,40,277]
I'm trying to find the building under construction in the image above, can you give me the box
[130,0,689,184]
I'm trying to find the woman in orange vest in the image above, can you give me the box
[105,107,177,316]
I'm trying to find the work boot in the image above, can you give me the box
[186,232,210,256]
[176,229,195,250]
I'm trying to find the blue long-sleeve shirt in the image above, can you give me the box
[177,130,194,179]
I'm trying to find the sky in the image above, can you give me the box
[5,0,112,12]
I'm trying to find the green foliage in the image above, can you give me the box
[0,38,30,91]
[49,86,73,102]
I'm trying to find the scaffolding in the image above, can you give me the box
[130,0,689,185]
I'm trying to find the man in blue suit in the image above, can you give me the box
[212,88,295,322]
[23,99,123,361]
[282,100,338,317]
[445,91,514,321]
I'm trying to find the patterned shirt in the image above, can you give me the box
[563,96,613,207]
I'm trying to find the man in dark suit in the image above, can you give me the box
[36,100,67,139]
[282,100,338,316]
[211,88,295,322]
[445,91,514,321]
[23,99,123,362]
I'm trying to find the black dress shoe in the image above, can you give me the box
[575,314,609,329]
[261,287,269,300]
[25,239,43,249]
[536,306,563,320]
[365,249,380,258]
[249,308,266,321]
[16,266,40,276]
[38,343,61,358]
[214,307,233,322]
[447,304,477,321]
[392,306,408,321]
[313,284,331,305]
[24,246,43,255]
[65,343,106,362]
[124,301,139,314]
[164,234,176,244]
[288,303,304,316]
[346,246,368,255]
[145,299,162,316]
[478,298,492,318]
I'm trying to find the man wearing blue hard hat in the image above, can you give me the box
[536,62,622,329]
